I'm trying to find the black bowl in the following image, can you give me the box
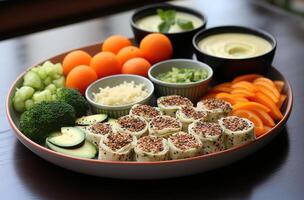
[131,3,207,58]
[193,26,277,80]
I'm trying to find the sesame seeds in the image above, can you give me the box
[90,123,113,135]
[131,104,160,119]
[199,98,231,110]
[159,95,193,107]
[180,106,207,120]
[106,132,133,151]
[138,136,164,153]
[192,120,222,136]
[117,115,147,132]
[169,132,200,151]
[150,116,181,130]
[222,117,250,131]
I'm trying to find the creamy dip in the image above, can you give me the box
[135,12,203,33]
[198,33,273,59]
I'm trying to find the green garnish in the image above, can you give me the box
[157,9,194,33]
[156,67,208,83]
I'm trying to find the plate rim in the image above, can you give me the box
[5,44,293,166]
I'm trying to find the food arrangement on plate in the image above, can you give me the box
[6,3,292,178]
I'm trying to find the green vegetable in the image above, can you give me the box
[32,90,52,103]
[156,67,208,83]
[52,76,65,88]
[20,101,76,144]
[56,88,89,117]
[23,71,43,90]
[157,9,194,33]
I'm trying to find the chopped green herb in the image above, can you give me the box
[158,21,171,33]
[177,18,194,30]
[156,67,208,83]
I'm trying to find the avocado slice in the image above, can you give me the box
[47,127,85,148]
[75,114,108,125]
[46,140,97,159]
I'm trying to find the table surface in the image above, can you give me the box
[1,0,304,199]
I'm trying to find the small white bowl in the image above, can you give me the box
[148,59,213,103]
[85,74,154,118]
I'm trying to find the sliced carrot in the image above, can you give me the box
[201,92,218,99]
[233,102,271,113]
[231,109,264,137]
[210,82,232,93]
[255,85,279,103]
[215,93,248,105]
[231,81,257,92]
[254,77,275,86]
[276,94,287,109]
[232,74,262,83]
[251,92,283,120]
[274,80,285,93]
[253,81,280,98]
[231,88,255,97]
[252,109,275,127]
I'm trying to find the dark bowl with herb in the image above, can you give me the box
[148,59,213,103]
[131,3,207,58]
[193,26,277,80]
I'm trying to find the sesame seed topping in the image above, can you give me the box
[159,95,193,107]
[192,120,222,136]
[137,136,164,153]
[199,98,231,110]
[222,117,250,131]
[180,106,207,120]
[131,104,160,119]
[150,116,181,130]
[90,123,113,135]
[169,132,200,150]
[117,115,147,132]
[106,132,133,151]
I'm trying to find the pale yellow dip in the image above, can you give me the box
[135,12,203,33]
[198,33,273,59]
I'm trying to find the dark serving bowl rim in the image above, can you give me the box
[192,25,277,60]
[130,3,207,35]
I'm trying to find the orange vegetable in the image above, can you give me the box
[139,33,173,64]
[201,93,218,99]
[66,65,97,94]
[121,57,151,77]
[262,126,272,134]
[253,81,280,98]
[252,109,275,127]
[90,52,121,78]
[102,35,132,54]
[277,94,287,109]
[232,74,262,83]
[231,81,257,92]
[254,77,275,86]
[233,102,271,113]
[215,93,248,105]
[274,80,285,93]
[250,92,283,120]
[209,82,232,93]
[116,46,144,66]
[231,109,264,137]
[231,88,255,97]
[62,50,92,76]
[255,85,279,103]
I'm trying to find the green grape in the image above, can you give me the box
[53,76,65,88]
[23,71,43,90]
[33,90,52,103]
[13,96,25,112]
[45,84,57,93]
[15,86,35,100]
[25,99,34,110]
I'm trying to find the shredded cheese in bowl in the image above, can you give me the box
[93,81,149,106]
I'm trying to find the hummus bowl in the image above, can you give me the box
[6,43,292,179]
[193,26,277,80]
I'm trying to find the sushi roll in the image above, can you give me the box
[176,105,208,131]
[168,131,203,159]
[78,122,115,147]
[116,115,148,138]
[98,132,137,161]
[157,95,193,117]
[219,116,255,149]
[129,104,161,121]
[134,135,169,162]
[149,115,182,138]
[188,119,225,154]
[197,98,232,122]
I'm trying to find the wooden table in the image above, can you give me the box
[1,0,303,199]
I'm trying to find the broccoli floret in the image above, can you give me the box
[56,88,89,117]
[19,101,76,144]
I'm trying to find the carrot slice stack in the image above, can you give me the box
[232,74,262,83]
